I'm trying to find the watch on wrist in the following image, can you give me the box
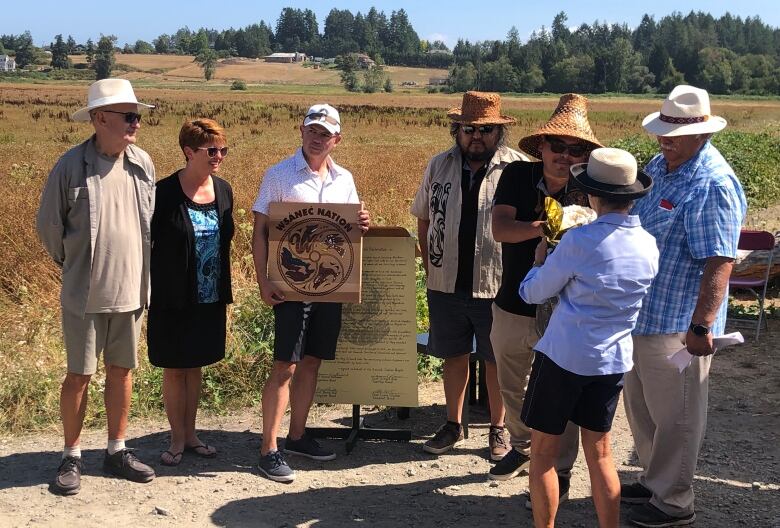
[689,323,711,336]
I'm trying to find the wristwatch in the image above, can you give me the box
[689,323,711,336]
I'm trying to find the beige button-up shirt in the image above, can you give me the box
[411,144,527,298]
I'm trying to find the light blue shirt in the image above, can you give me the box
[632,141,746,336]
[519,213,659,376]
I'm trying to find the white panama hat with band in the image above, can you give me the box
[71,78,154,122]
[571,148,653,200]
[642,85,726,137]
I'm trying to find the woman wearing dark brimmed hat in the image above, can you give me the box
[517,148,658,528]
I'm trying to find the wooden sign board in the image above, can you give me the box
[268,202,362,303]
[316,227,419,407]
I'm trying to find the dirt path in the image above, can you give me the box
[1,321,778,528]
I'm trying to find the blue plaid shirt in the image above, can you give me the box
[632,141,747,336]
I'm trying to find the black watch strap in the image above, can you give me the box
[689,323,711,336]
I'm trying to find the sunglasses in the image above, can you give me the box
[305,112,340,126]
[545,137,588,157]
[197,146,229,158]
[102,110,142,124]
[461,125,495,135]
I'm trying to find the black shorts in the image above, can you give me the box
[273,302,342,363]
[521,352,624,435]
[426,289,494,362]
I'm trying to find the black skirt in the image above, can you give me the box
[147,302,227,368]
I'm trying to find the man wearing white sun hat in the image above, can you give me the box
[621,85,747,527]
[37,78,156,495]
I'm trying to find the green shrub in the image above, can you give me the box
[230,80,247,91]
[611,131,780,209]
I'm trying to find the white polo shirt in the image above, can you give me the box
[253,148,359,215]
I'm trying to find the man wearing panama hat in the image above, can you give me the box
[622,85,747,527]
[519,147,658,528]
[490,94,601,493]
[411,91,527,459]
[37,78,156,495]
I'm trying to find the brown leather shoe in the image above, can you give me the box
[52,456,82,496]
[423,422,464,455]
[489,425,510,461]
[103,449,155,483]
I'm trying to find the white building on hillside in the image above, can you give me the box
[0,55,16,72]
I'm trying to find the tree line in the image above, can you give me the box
[449,11,780,95]
[3,8,779,95]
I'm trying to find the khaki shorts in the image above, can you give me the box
[62,307,144,375]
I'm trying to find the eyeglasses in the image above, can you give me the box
[102,110,143,124]
[197,146,229,158]
[461,125,496,135]
[305,112,340,126]
[545,137,588,157]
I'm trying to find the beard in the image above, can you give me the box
[462,148,496,163]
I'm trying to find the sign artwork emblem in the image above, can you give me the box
[277,218,355,296]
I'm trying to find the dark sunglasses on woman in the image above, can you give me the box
[197,146,229,158]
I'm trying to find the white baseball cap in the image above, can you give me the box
[303,104,341,135]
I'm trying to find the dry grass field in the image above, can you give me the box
[69,53,448,87]
[0,82,779,432]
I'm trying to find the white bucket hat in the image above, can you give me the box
[71,78,154,122]
[571,148,653,199]
[303,103,341,135]
[642,85,726,137]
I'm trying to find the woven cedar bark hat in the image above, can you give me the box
[518,93,603,159]
[447,91,516,125]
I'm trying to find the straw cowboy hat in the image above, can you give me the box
[642,84,727,137]
[71,78,154,122]
[570,148,653,200]
[447,91,516,125]
[518,93,603,159]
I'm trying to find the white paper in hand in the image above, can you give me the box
[667,332,745,373]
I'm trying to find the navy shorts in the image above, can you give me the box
[426,289,494,362]
[521,352,624,435]
[273,302,342,362]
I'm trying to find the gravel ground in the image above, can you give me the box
[1,320,778,528]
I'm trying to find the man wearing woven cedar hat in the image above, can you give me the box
[621,86,747,527]
[490,94,602,502]
[411,91,527,459]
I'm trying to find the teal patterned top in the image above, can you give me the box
[186,199,221,303]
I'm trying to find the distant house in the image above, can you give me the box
[429,77,449,86]
[354,53,376,69]
[426,49,453,56]
[264,52,306,63]
[0,55,16,72]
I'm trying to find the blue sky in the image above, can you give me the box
[5,1,778,47]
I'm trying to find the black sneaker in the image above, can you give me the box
[621,482,653,504]
[52,456,82,496]
[103,448,155,483]
[628,503,696,527]
[488,448,530,481]
[524,476,570,510]
[423,422,464,455]
[258,450,296,483]
[284,433,336,461]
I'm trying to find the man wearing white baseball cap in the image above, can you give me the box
[37,78,156,495]
[251,103,370,482]
[622,85,747,527]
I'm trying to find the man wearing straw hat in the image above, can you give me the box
[37,79,156,495]
[491,94,602,499]
[622,85,747,527]
[411,91,526,459]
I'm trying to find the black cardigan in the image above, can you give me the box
[149,171,234,309]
